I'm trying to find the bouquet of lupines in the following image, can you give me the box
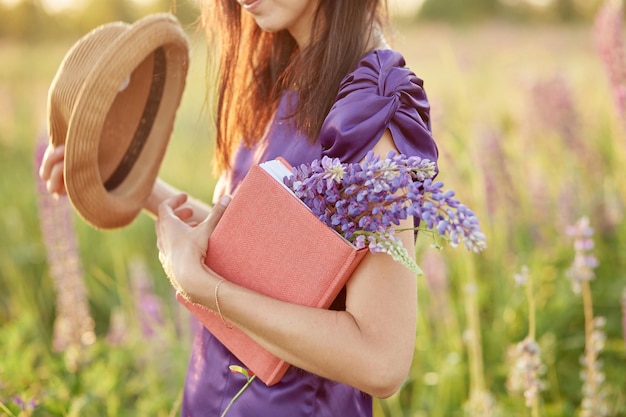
[283,150,487,274]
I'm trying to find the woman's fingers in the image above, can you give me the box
[156,193,191,252]
[201,195,231,232]
[156,193,229,255]
[39,144,67,197]
[39,144,65,181]
[157,193,188,232]
[159,193,188,216]
[174,206,194,223]
[47,162,66,196]
[154,195,230,301]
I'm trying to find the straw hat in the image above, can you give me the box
[48,13,189,229]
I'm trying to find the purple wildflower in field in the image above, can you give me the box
[565,217,609,417]
[594,0,626,121]
[507,337,545,409]
[34,138,96,353]
[477,129,513,217]
[529,75,581,148]
[508,266,544,413]
[565,217,598,294]
[284,151,486,274]
[463,390,497,417]
[12,395,37,412]
[129,258,165,338]
[513,266,528,287]
[579,316,609,417]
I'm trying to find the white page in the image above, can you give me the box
[259,159,356,248]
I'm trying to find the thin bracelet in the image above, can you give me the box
[215,279,234,329]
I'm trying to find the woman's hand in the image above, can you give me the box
[155,193,231,305]
[37,142,210,226]
[39,143,66,197]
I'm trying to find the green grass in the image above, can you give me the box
[1,20,625,416]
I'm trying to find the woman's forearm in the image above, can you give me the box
[179,131,418,397]
[190,226,418,398]
[145,178,211,223]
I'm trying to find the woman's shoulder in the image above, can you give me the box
[337,49,423,99]
[319,49,437,164]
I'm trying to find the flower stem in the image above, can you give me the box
[464,257,486,394]
[581,280,598,408]
[526,271,536,342]
[527,273,539,417]
[220,375,256,417]
[531,397,540,417]
[0,402,17,417]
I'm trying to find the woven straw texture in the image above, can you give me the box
[48,13,189,229]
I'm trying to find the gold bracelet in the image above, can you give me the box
[215,279,234,329]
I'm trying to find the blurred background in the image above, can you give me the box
[1,0,625,416]
[0,0,608,40]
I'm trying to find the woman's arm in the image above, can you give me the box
[38,143,212,225]
[157,130,417,398]
[144,178,211,224]
[214,222,416,398]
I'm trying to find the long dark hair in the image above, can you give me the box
[201,0,389,171]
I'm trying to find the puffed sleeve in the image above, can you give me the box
[319,50,438,165]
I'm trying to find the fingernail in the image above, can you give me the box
[219,195,231,207]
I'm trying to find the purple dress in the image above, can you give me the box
[181,49,438,417]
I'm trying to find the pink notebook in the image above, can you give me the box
[177,158,367,386]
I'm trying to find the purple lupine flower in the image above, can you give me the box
[513,265,529,287]
[579,316,609,417]
[463,390,497,417]
[528,75,581,150]
[507,337,545,408]
[129,258,165,338]
[284,151,486,274]
[12,396,25,410]
[594,0,626,122]
[565,217,598,294]
[565,217,609,417]
[12,396,37,412]
[477,129,514,217]
[507,266,545,410]
[34,137,96,353]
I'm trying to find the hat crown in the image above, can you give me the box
[48,22,129,147]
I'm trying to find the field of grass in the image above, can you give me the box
[1,18,625,416]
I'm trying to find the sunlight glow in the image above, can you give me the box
[388,0,557,16]
[525,0,552,7]
[390,0,426,16]
[499,0,555,7]
[40,0,87,13]
[0,0,559,15]
[0,0,158,13]
[0,0,20,7]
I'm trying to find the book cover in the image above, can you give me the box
[177,158,368,386]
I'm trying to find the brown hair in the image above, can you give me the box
[200,0,388,171]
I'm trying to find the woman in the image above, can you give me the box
[40,0,438,415]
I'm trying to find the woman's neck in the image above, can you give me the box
[368,26,390,51]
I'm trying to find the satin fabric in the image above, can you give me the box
[181,49,438,417]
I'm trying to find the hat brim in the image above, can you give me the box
[64,14,189,229]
